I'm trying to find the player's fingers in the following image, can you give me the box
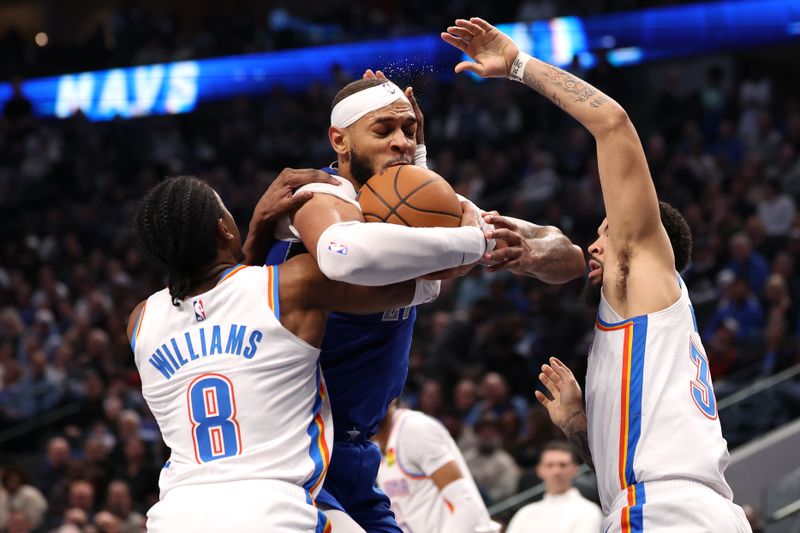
[484,246,521,264]
[542,364,562,385]
[454,61,487,77]
[539,372,560,398]
[363,69,376,79]
[375,70,388,80]
[483,214,518,230]
[470,17,494,32]
[534,390,551,407]
[454,18,483,36]
[550,357,574,379]
[488,228,522,246]
[447,26,475,41]
[287,191,313,208]
[441,32,470,53]
[288,169,340,188]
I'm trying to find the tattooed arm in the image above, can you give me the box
[534,357,594,469]
[442,18,670,265]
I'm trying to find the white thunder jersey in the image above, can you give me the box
[586,275,733,521]
[131,265,331,499]
[377,409,499,533]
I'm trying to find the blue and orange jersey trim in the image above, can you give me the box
[265,265,280,320]
[595,314,648,492]
[620,482,647,532]
[305,491,332,533]
[129,301,147,350]
[303,366,330,496]
[216,264,247,285]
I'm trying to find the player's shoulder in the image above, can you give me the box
[295,174,358,204]
[126,300,148,342]
[398,410,449,438]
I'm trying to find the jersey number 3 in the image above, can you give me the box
[689,339,718,420]
[187,373,243,463]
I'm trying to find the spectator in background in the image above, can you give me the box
[726,232,770,294]
[757,179,796,240]
[0,465,48,531]
[5,510,33,533]
[105,480,145,533]
[760,316,797,376]
[36,436,72,520]
[465,372,528,429]
[66,479,95,522]
[463,413,520,504]
[505,442,602,533]
[704,274,764,341]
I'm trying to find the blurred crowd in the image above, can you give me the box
[1,0,710,80]
[1,4,800,532]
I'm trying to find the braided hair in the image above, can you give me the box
[133,176,225,306]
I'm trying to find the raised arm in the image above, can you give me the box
[442,18,671,259]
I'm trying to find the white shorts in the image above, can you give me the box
[602,479,751,533]
[146,479,330,533]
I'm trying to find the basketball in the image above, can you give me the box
[357,165,462,227]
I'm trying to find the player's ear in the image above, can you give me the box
[217,217,236,241]
[329,126,350,158]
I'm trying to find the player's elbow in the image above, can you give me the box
[597,103,632,135]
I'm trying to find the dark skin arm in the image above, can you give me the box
[483,214,585,283]
[242,168,341,265]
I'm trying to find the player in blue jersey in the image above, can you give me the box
[245,74,586,532]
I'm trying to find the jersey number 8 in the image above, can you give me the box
[187,373,243,463]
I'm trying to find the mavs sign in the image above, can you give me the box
[54,62,199,119]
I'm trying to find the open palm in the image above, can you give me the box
[441,17,519,78]
[534,357,585,429]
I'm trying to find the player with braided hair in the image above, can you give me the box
[128,176,440,532]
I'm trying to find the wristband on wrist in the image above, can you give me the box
[509,52,532,83]
[414,144,428,169]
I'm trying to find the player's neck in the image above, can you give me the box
[183,260,240,298]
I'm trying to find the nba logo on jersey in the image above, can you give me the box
[327,242,349,256]
[193,299,206,321]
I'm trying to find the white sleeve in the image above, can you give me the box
[440,478,484,533]
[316,221,486,286]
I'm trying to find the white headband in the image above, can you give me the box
[331,81,409,128]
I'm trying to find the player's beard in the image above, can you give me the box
[349,147,376,186]
[582,281,602,310]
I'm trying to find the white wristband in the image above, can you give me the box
[509,52,532,83]
[414,144,428,169]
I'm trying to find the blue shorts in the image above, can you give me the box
[316,440,401,533]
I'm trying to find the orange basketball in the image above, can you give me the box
[357,165,462,227]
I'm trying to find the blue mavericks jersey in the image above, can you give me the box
[266,197,415,440]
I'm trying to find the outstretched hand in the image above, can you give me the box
[534,357,585,430]
[440,17,519,78]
